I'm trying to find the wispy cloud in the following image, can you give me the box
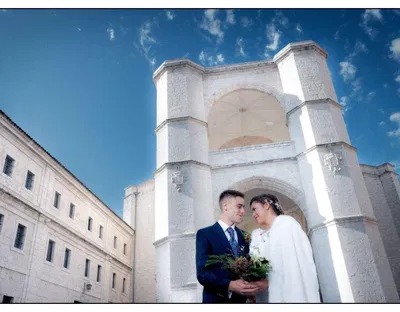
[1,9,7,12]
[199,50,225,66]
[347,40,368,60]
[387,112,400,137]
[379,121,386,126]
[107,27,115,40]
[264,10,290,54]
[360,9,383,39]
[77,27,82,32]
[333,23,347,40]
[393,10,400,16]
[295,24,303,34]
[339,96,350,113]
[235,38,246,57]
[165,10,175,21]
[395,75,400,83]
[138,21,158,69]
[339,61,357,82]
[241,16,254,29]
[226,10,235,25]
[200,9,224,44]
[265,24,280,51]
[366,91,376,102]
[389,38,400,62]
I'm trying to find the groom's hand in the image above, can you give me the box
[228,280,259,296]
[249,279,269,293]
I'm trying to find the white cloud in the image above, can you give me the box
[264,11,290,53]
[339,96,348,107]
[107,27,115,40]
[295,24,303,34]
[339,61,357,82]
[395,75,400,83]
[390,112,400,123]
[200,9,224,43]
[77,27,81,32]
[265,24,281,51]
[389,38,400,62]
[388,129,400,137]
[138,21,158,69]
[241,16,254,29]
[199,50,225,66]
[226,10,235,25]
[334,30,340,40]
[272,10,289,28]
[339,96,350,113]
[379,121,386,126]
[360,9,383,39]
[351,77,362,93]
[366,91,376,101]
[235,37,246,57]
[165,10,175,20]
[346,40,368,61]
[165,10,176,21]
[387,112,400,137]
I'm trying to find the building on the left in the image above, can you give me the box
[0,110,134,303]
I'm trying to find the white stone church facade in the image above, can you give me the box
[1,40,400,303]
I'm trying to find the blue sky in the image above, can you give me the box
[1,9,399,217]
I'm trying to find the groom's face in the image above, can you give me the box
[224,196,245,224]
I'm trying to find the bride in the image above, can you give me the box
[249,194,321,303]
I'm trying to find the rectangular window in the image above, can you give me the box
[99,225,103,239]
[97,265,102,282]
[113,236,117,249]
[25,171,35,190]
[3,155,15,177]
[69,204,75,219]
[112,273,116,289]
[88,217,93,231]
[63,248,71,269]
[123,243,127,255]
[14,223,26,250]
[46,240,55,262]
[53,192,61,208]
[122,278,126,293]
[84,259,90,277]
[0,214,4,234]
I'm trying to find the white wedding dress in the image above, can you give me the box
[250,215,321,303]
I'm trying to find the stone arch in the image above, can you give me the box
[229,175,306,215]
[205,83,289,118]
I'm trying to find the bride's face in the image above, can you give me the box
[251,201,268,225]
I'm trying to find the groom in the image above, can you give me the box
[196,190,266,303]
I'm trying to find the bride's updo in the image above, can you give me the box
[250,194,284,216]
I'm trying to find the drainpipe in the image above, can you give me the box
[130,190,139,303]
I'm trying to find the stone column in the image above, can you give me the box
[153,60,214,302]
[275,41,399,302]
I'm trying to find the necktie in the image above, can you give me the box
[227,227,239,258]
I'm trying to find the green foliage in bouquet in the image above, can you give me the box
[205,253,272,282]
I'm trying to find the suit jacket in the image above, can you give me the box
[196,222,250,303]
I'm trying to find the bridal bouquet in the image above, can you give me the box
[205,250,271,303]
[205,251,271,282]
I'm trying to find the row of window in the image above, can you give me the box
[0,216,126,294]
[2,154,128,256]
[46,239,126,293]
[3,155,34,190]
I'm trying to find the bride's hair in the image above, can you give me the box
[250,194,284,216]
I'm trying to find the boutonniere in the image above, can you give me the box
[240,230,251,244]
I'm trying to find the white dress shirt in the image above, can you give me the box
[217,219,238,299]
[217,219,238,244]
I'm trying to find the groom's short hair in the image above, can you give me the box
[219,190,244,210]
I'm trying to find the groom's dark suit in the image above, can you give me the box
[196,222,250,303]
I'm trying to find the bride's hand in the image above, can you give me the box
[249,279,268,293]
